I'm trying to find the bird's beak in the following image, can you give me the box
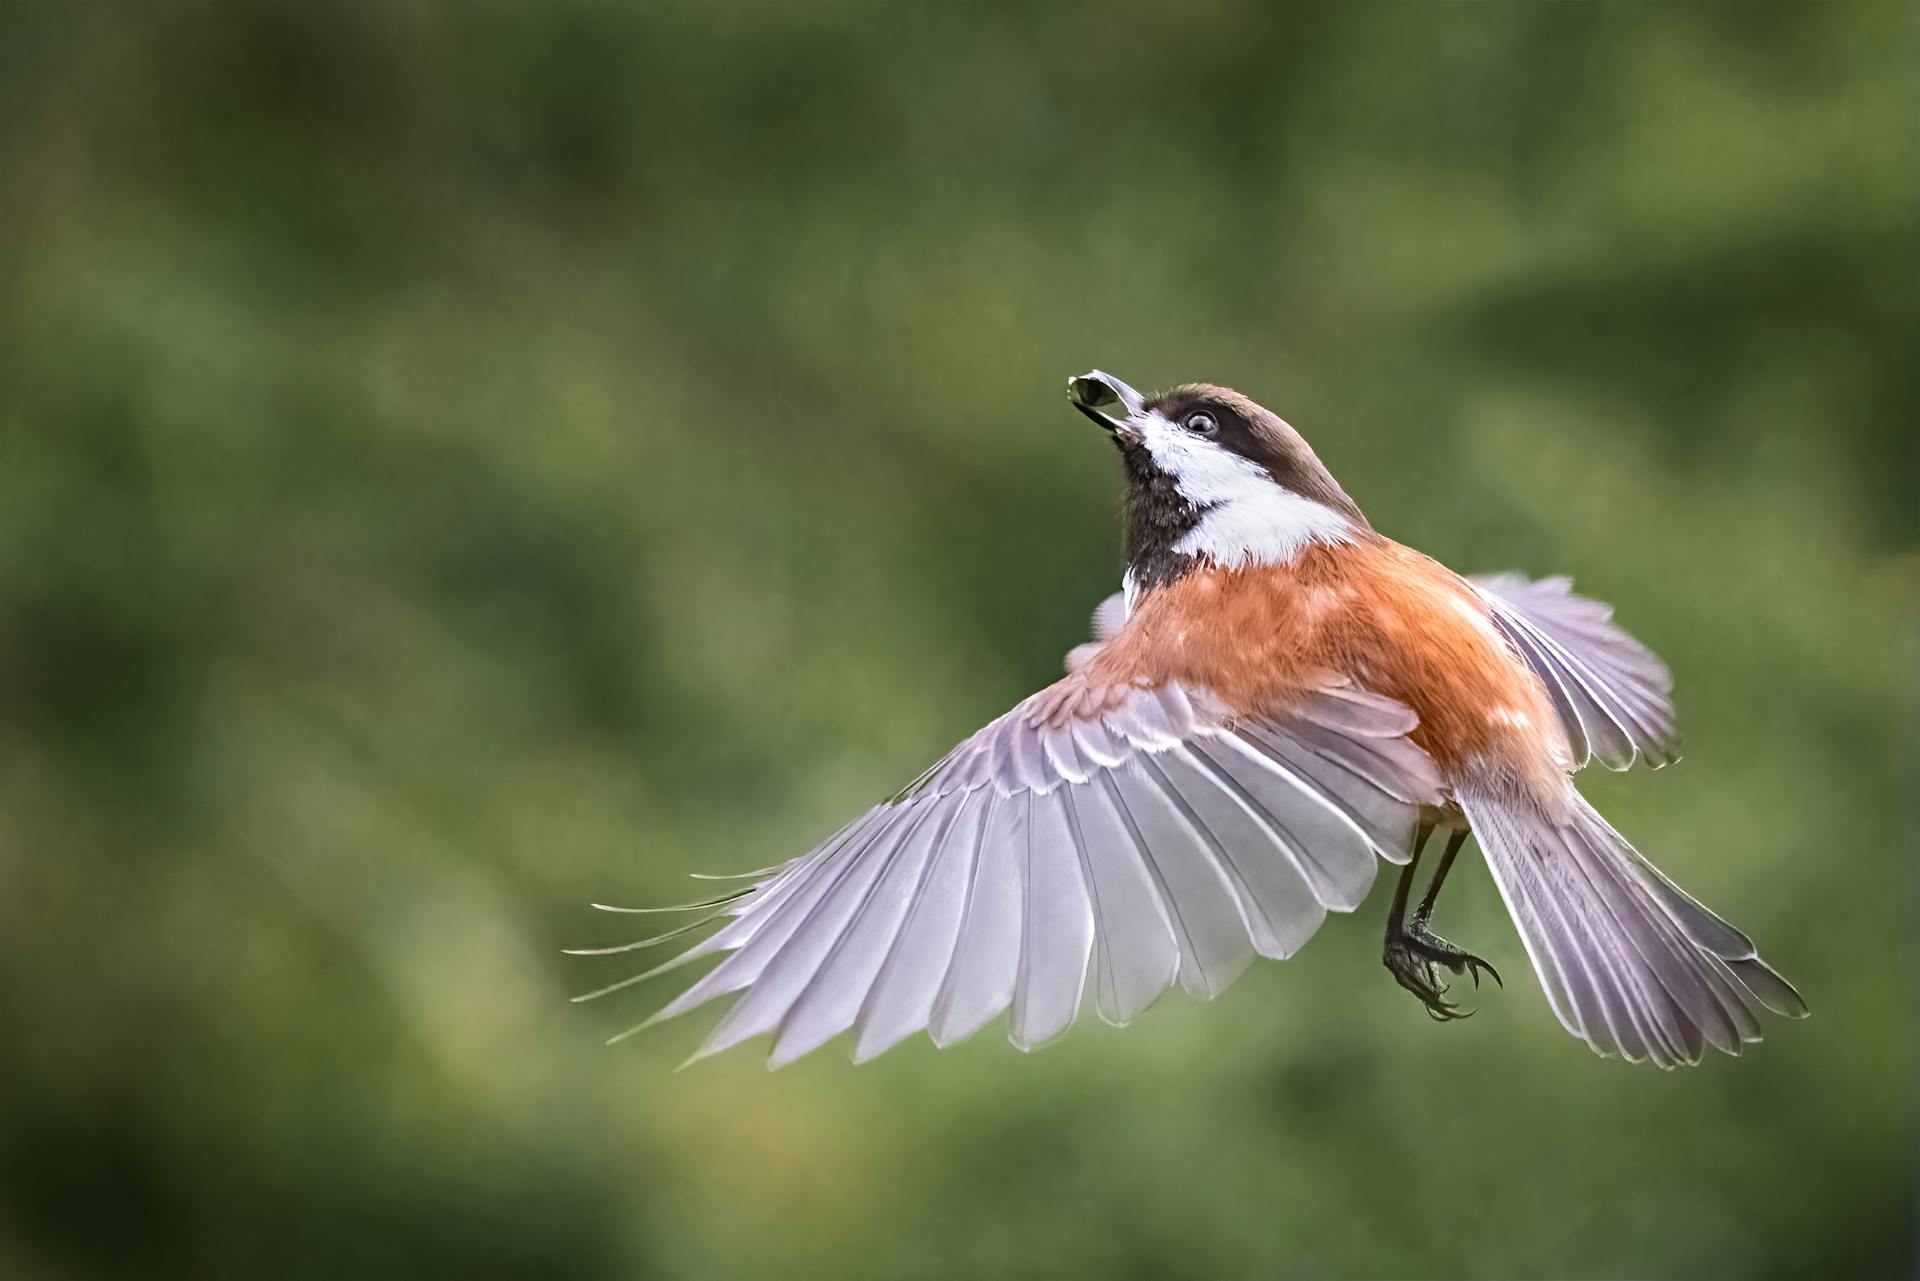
[1067,370,1148,441]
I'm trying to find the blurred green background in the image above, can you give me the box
[2,2,1913,1278]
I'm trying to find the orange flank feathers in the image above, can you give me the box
[1082,537,1570,798]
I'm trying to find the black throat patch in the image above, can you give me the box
[1119,441,1204,593]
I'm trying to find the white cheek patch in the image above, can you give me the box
[1176,498,1354,568]
[1138,411,1353,567]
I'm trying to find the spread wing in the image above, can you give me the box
[575,672,1443,1067]
[1471,574,1680,771]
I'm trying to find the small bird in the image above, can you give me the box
[575,372,1806,1068]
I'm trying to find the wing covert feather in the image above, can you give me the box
[1471,574,1679,771]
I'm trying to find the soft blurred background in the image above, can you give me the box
[1,2,1913,1278]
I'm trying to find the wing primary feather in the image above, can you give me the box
[770,797,966,1066]
[1485,611,1594,767]
[1179,741,1375,912]
[1096,770,1253,1000]
[1064,783,1180,1026]
[1061,787,1122,1026]
[1009,790,1094,1051]
[574,947,719,1006]
[577,927,740,1009]
[853,789,992,1062]
[1240,729,1427,863]
[1520,618,1666,762]
[1211,733,1382,852]
[589,887,758,914]
[929,790,1025,1046]
[1097,773,1203,995]
[1478,591,1664,770]
[1726,957,1809,1018]
[1135,752,1323,958]
[691,806,935,1063]
[645,806,903,1035]
[563,910,731,957]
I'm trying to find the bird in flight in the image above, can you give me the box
[574,372,1805,1069]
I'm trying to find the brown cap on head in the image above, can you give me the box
[1148,384,1371,528]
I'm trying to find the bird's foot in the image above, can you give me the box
[1383,921,1501,1021]
[1406,916,1503,991]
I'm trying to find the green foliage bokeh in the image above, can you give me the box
[0,2,1912,1278]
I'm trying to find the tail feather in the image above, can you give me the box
[1460,788,1806,1068]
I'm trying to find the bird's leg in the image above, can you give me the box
[1402,827,1501,992]
[1381,821,1463,1020]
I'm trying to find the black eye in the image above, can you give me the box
[1184,411,1218,436]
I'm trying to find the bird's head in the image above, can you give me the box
[1067,371,1369,593]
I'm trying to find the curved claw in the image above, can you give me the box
[1387,925,1502,1022]
[1424,999,1475,1022]
[1404,929,1502,988]
[1462,956,1503,990]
